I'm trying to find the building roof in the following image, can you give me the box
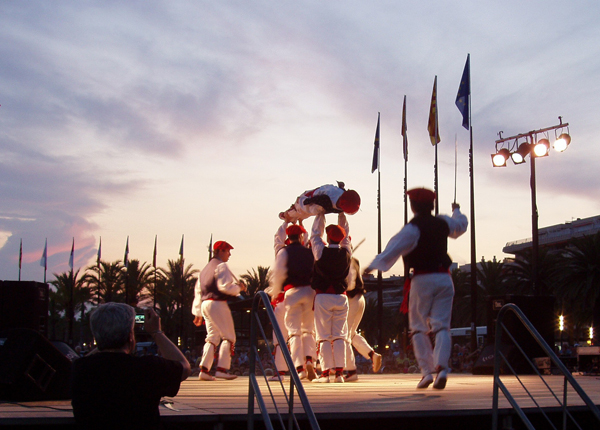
[503,215,600,255]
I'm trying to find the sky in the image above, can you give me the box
[2,0,600,283]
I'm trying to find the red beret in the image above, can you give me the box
[325,224,346,242]
[286,224,306,236]
[407,187,436,203]
[213,240,233,251]
[337,190,360,215]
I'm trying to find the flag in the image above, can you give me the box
[97,237,101,267]
[456,54,470,130]
[152,235,157,268]
[19,239,22,269]
[68,238,74,270]
[402,96,408,161]
[123,236,129,268]
[427,76,440,145]
[371,112,380,173]
[179,235,184,269]
[208,234,213,262]
[40,239,47,269]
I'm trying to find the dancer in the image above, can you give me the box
[364,188,467,389]
[310,213,351,383]
[271,221,317,380]
[344,257,382,381]
[279,182,360,223]
[193,241,247,381]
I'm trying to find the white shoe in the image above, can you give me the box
[417,373,434,389]
[199,372,216,381]
[298,370,307,380]
[372,352,382,373]
[433,369,448,390]
[312,375,330,383]
[268,374,285,382]
[344,373,358,382]
[334,375,344,383]
[306,362,317,381]
[215,371,237,380]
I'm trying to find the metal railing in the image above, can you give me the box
[247,291,320,430]
[492,303,600,430]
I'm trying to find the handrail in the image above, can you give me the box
[492,303,600,430]
[248,291,320,430]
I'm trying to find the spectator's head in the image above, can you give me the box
[90,302,136,352]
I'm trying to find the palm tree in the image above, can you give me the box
[84,260,124,304]
[555,232,600,341]
[121,259,153,307]
[503,248,560,296]
[240,266,271,297]
[50,269,89,344]
[159,258,198,347]
[451,267,473,327]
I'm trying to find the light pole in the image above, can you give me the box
[491,117,571,295]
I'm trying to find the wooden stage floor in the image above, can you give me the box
[2,373,600,428]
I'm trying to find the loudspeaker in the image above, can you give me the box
[472,343,528,375]
[0,281,49,336]
[0,328,73,401]
[485,295,555,374]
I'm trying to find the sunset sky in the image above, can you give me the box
[2,1,600,282]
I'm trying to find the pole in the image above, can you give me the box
[377,168,384,354]
[530,136,539,295]
[469,124,478,353]
[69,268,74,346]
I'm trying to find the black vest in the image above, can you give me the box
[312,247,350,294]
[200,258,230,301]
[284,242,314,287]
[403,214,452,272]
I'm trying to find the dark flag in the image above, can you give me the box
[97,237,101,267]
[402,96,408,161]
[208,234,213,262]
[123,236,129,268]
[371,112,380,173]
[427,76,440,145]
[456,54,471,130]
[152,235,157,268]
[68,238,74,270]
[19,239,22,270]
[179,235,184,269]
[40,238,47,270]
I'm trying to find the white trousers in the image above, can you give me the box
[272,299,289,372]
[345,294,374,370]
[284,286,316,368]
[314,294,348,370]
[200,300,236,371]
[408,273,454,376]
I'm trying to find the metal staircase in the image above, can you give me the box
[492,303,600,430]
[247,291,320,430]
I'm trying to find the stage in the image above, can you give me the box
[2,373,600,429]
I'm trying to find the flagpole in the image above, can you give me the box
[454,134,458,204]
[456,53,477,352]
[18,239,22,281]
[376,114,384,355]
[153,235,157,309]
[180,234,185,349]
[402,96,410,353]
[434,76,439,215]
[69,238,74,346]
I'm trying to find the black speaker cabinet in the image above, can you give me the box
[0,328,73,401]
[485,295,555,373]
[0,281,49,336]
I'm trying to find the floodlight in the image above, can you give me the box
[553,133,571,152]
[511,142,530,164]
[533,138,550,157]
[491,148,510,167]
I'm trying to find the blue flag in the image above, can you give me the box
[371,113,380,173]
[456,54,470,130]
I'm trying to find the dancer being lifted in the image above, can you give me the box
[279,182,360,223]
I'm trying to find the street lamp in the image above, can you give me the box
[491,117,571,295]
